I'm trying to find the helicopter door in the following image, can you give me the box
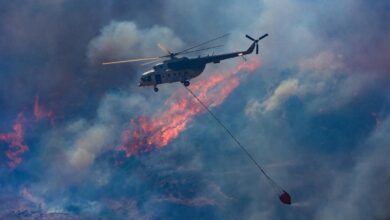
[155,74,162,84]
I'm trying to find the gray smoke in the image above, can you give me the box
[0,0,389,219]
[87,21,184,64]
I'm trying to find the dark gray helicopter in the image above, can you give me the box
[103,33,268,92]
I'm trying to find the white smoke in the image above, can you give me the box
[87,21,184,64]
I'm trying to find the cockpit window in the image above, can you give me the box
[142,75,152,82]
[153,64,163,70]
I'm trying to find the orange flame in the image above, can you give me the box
[34,96,55,125]
[118,59,261,157]
[0,113,29,169]
[21,187,45,207]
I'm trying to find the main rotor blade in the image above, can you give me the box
[157,43,172,56]
[176,33,230,55]
[258,33,269,41]
[179,44,224,55]
[141,59,163,66]
[246,35,255,41]
[102,57,160,65]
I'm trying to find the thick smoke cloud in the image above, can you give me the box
[0,0,389,219]
[87,21,183,64]
[316,118,390,220]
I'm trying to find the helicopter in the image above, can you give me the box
[102,32,268,92]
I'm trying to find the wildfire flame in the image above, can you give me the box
[118,59,261,157]
[34,96,55,125]
[21,187,45,208]
[0,113,29,169]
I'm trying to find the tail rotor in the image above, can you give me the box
[246,33,268,54]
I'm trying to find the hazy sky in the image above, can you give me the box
[0,0,389,219]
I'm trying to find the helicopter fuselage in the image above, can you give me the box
[139,57,206,87]
[138,42,257,91]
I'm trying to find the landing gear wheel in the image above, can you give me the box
[154,87,159,92]
[183,81,190,87]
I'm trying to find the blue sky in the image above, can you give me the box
[0,0,389,219]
